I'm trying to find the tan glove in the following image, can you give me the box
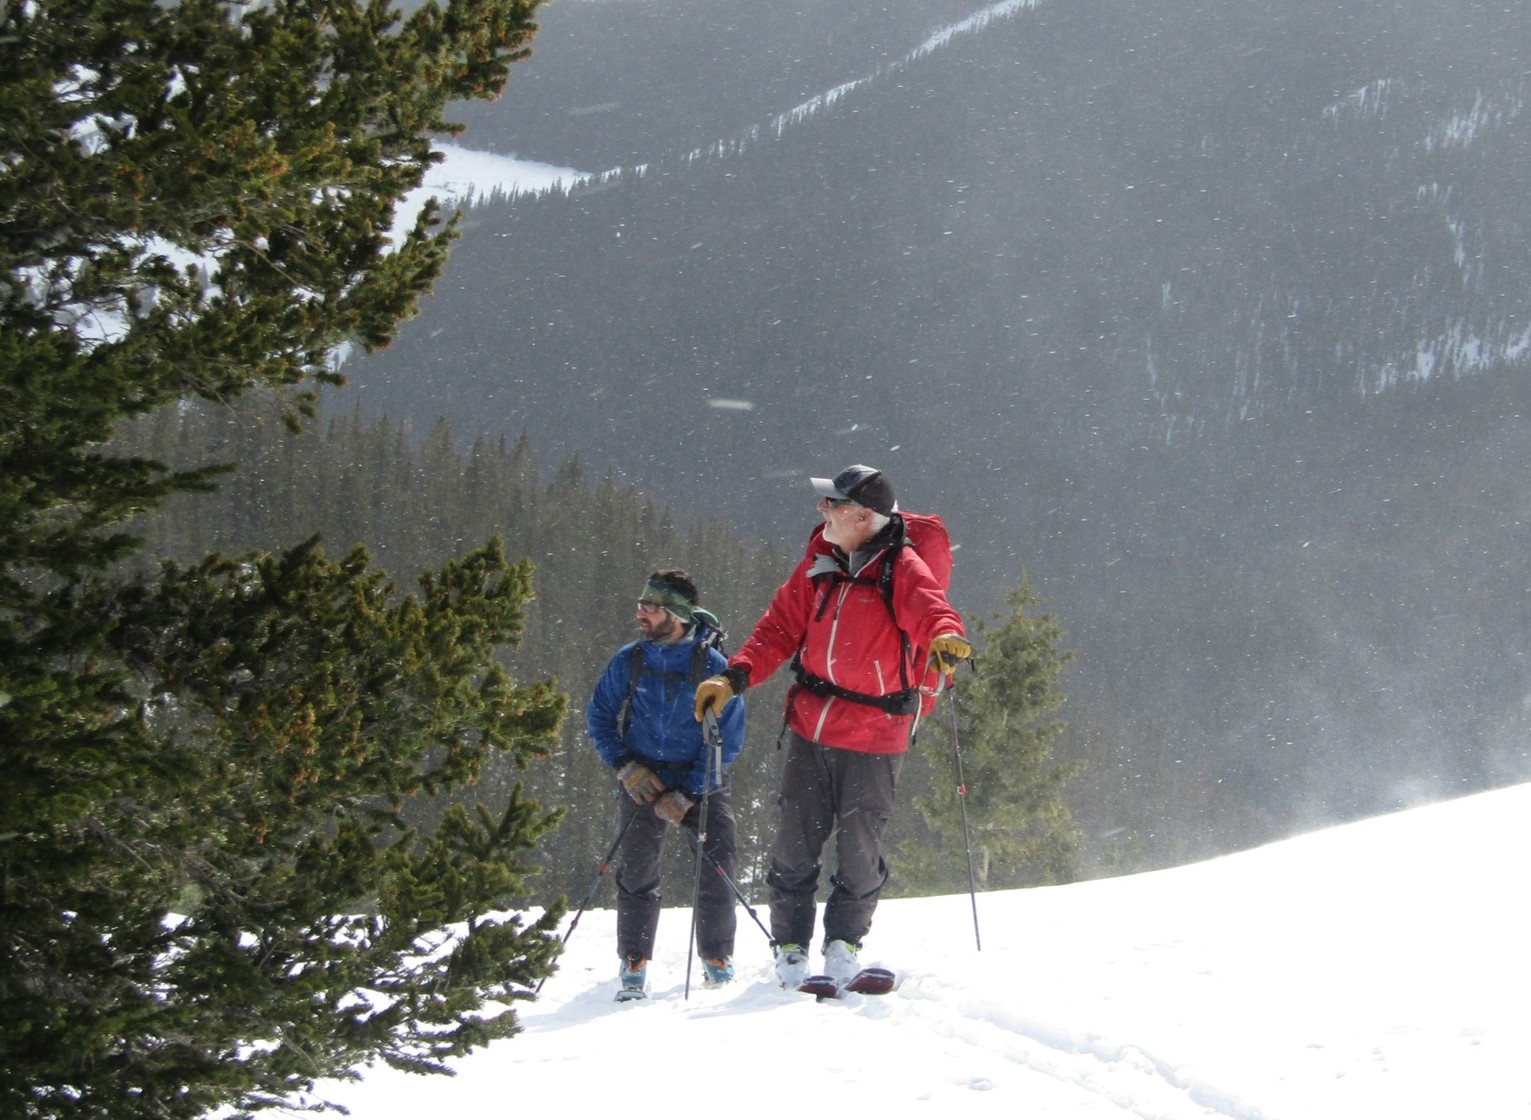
[654,790,695,825]
[693,675,736,722]
[927,633,973,677]
[617,760,664,805]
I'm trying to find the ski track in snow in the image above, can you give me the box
[531,947,1261,1119]
[877,969,1265,1120]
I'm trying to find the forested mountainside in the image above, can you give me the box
[338,0,1531,845]
[445,0,994,170]
[118,399,1088,889]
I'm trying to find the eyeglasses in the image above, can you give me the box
[637,601,666,614]
[819,495,855,508]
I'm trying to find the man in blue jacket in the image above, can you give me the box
[586,568,746,999]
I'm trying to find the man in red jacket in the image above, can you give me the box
[695,465,970,989]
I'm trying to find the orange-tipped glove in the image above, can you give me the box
[617,760,664,804]
[693,675,737,722]
[654,790,695,825]
[927,633,972,677]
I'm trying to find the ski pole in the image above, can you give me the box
[684,710,724,999]
[944,670,982,951]
[681,824,772,944]
[535,800,637,995]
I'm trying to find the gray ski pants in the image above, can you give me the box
[766,731,904,950]
[614,785,737,962]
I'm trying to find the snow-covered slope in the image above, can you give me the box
[313,783,1529,1119]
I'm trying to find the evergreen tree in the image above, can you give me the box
[114,398,797,932]
[894,584,1081,894]
[1,1,559,1116]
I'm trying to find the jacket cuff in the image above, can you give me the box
[721,666,750,694]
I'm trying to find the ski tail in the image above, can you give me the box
[797,974,839,999]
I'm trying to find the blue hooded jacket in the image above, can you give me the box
[586,632,745,798]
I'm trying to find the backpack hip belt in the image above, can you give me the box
[790,655,922,716]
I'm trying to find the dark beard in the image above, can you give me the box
[639,615,681,643]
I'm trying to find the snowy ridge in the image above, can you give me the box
[423,1,1048,197]
[766,0,1044,136]
[313,783,1529,1119]
[909,0,1045,59]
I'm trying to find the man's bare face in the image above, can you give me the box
[637,601,683,642]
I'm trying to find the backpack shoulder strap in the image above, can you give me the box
[622,622,724,738]
[877,511,953,609]
[619,644,645,739]
[689,609,727,684]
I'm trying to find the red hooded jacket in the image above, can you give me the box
[728,513,965,753]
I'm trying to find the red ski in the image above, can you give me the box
[797,967,896,1000]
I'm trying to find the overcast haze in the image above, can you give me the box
[349,0,1531,862]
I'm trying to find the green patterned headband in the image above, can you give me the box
[639,580,696,622]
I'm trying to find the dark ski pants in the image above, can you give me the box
[766,731,903,950]
[614,784,737,963]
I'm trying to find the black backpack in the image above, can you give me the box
[618,609,726,739]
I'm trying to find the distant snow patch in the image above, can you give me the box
[391,144,587,242]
